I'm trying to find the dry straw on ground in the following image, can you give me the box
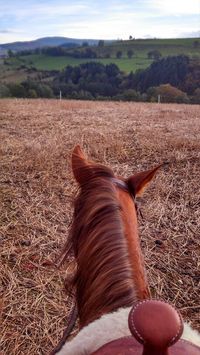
[0,99,200,354]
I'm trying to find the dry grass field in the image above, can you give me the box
[0,99,200,354]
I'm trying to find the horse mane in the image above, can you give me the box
[61,163,137,328]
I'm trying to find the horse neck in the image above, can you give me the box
[117,189,150,300]
[72,178,149,328]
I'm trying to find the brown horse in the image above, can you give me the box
[54,145,162,354]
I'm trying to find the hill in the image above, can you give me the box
[1,37,199,75]
[13,37,200,73]
[0,36,107,52]
[84,37,200,57]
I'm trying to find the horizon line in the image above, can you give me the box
[1,35,200,46]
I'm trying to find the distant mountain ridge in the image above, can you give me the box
[0,36,110,51]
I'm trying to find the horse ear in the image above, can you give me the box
[72,145,93,184]
[127,164,162,197]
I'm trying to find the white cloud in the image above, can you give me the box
[151,0,200,15]
[0,2,92,20]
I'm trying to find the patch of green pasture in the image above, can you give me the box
[109,37,199,48]
[105,38,200,58]
[21,54,91,70]
[21,54,153,73]
[98,57,153,72]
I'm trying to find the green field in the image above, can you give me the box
[76,37,200,64]
[20,54,153,73]
[107,38,200,55]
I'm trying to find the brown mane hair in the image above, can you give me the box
[62,164,137,328]
[60,146,162,330]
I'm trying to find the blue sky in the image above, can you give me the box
[0,0,199,43]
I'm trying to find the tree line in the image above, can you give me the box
[0,55,199,104]
[14,44,160,60]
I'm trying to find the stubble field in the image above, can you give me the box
[0,99,200,354]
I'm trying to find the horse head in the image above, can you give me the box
[68,145,161,327]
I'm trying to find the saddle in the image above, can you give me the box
[92,300,200,355]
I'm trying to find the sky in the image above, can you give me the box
[0,0,199,44]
